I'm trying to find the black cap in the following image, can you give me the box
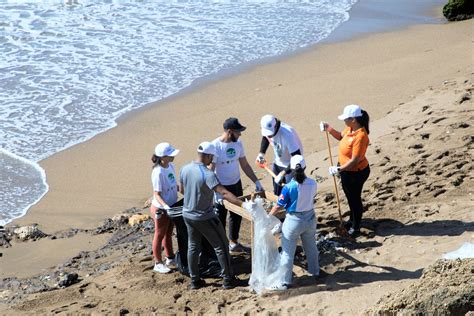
[223,117,246,132]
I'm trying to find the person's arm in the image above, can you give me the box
[239,156,259,183]
[323,123,342,141]
[269,203,284,216]
[153,191,169,209]
[339,156,360,172]
[214,185,243,207]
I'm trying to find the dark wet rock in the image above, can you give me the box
[0,229,12,248]
[451,176,464,186]
[443,0,474,21]
[58,272,79,288]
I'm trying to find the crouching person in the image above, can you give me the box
[180,141,245,290]
[269,155,319,290]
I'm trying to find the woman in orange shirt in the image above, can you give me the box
[322,104,370,238]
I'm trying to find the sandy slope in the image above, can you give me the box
[1,63,472,316]
[0,13,473,315]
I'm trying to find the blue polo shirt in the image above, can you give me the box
[277,178,317,214]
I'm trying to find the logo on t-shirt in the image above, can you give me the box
[167,173,176,182]
[275,143,282,157]
[226,147,236,158]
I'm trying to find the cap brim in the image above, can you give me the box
[261,127,274,137]
[337,114,348,120]
[168,149,180,157]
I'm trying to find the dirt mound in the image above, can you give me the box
[368,259,474,314]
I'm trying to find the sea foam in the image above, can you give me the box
[0,0,357,225]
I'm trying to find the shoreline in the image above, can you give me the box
[4,14,473,278]
[2,0,445,228]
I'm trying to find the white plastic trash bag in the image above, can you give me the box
[243,198,286,294]
[442,242,474,259]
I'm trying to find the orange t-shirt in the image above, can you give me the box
[338,126,369,171]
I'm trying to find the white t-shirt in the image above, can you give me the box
[151,163,178,208]
[211,137,245,185]
[270,122,303,167]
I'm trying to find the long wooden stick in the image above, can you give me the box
[325,131,344,224]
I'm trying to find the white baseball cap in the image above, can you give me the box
[260,114,277,136]
[197,141,217,156]
[154,142,179,157]
[338,104,362,120]
[290,155,306,169]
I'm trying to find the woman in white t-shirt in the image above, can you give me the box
[150,142,180,273]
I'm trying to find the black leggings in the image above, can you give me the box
[340,166,370,231]
[215,180,243,241]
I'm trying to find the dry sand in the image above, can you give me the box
[1,17,473,315]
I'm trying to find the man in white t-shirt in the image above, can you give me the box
[256,114,303,195]
[211,117,264,253]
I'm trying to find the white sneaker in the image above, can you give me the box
[229,242,251,254]
[165,257,176,268]
[269,283,288,291]
[153,262,171,274]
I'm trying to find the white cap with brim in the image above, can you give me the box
[260,114,277,137]
[338,104,362,120]
[290,155,306,169]
[197,141,218,156]
[155,142,180,157]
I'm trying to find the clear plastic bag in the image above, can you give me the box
[243,197,286,294]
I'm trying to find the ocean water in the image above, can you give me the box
[0,0,359,225]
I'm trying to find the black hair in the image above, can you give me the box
[151,154,164,169]
[294,165,306,184]
[355,110,370,134]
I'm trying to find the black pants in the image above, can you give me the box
[215,180,243,241]
[272,163,293,196]
[340,166,370,231]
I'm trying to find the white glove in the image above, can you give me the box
[271,223,282,236]
[214,192,224,205]
[162,204,171,211]
[328,166,340,176]
[256,153,266,165]
[255,180,264,192]
[274,173,283,185]
[320,121,327,132]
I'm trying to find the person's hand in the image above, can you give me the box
[274,171,285,185]
[255,180,264,192]
[271,223,282,236]
[162,204,171,211]
[320,121,331,132]
[256,153,266,165]
[328,166,340,176]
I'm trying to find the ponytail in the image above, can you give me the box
[356,110,370,134]
[294,165,306,184]
[151,154,163,169]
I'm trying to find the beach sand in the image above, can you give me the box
[1,16,473,315]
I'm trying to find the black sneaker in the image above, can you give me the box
[190,279,206,290]
[222,276,247,289]
[348,227,360,238]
